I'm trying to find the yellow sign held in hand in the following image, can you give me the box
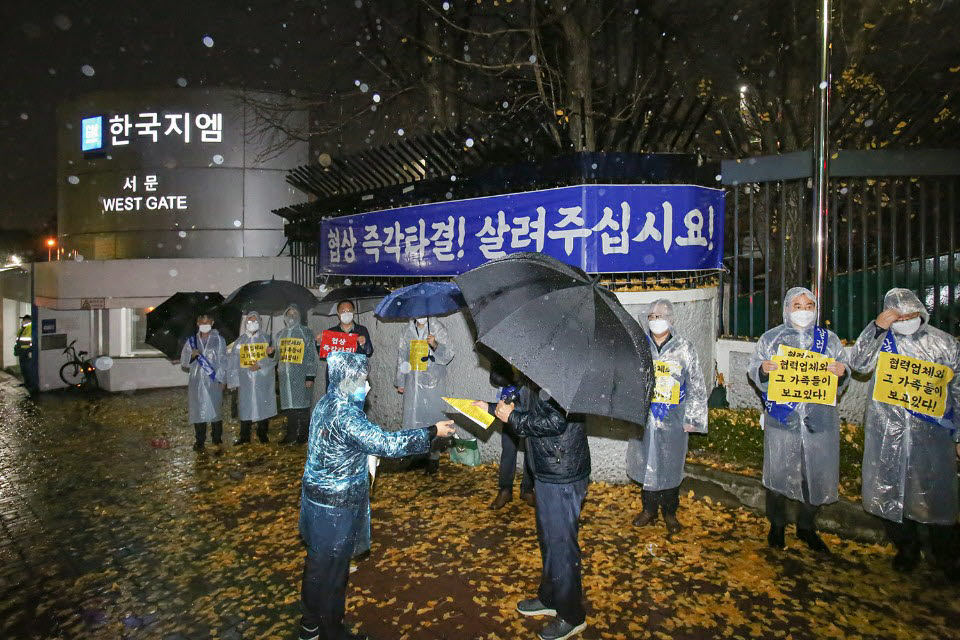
[768,348,838,405]
[443,397,495,429]
[653,360,682,405]
[239,342,268,368]
[409,340,429,372]
[278,338,305,364]
[874,352,953,418]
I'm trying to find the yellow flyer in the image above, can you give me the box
[768,354,838,405]
[239,342,268,368]
[776,344,826,360]
[443,397,495,429]
[873,352,953,418]
[278,338,305,364]
[409,340,429,372]
[652,360,681,405]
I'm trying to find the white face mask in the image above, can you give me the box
[892,316,922,335]
[339,311,354,325]
[648,319,670,335]
[246,321,259,334]
[284,316,297,327]
[198,324,212,334]
[416,317,428,326]
[790,310,817,328]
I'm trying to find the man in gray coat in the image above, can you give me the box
[180,313,227,451]
[275,304,320,444]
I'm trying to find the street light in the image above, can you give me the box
[10,255,22,266]
[46,237,56,261]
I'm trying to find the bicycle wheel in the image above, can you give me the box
[60,361,84,386]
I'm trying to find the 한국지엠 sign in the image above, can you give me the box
[320,184,724,276]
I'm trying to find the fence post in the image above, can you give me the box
[812,0,832,317]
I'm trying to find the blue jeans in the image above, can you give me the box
[299,492,363,639]
[534,478,588,625]
[499,427,535,493]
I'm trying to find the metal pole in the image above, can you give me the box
[812,0,832,320]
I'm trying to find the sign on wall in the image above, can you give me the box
[80,111,223,152]
[319,184,724,276]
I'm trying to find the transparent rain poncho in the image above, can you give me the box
[626,299,708,491]
[179,327,227,423]
[748,287,849,506]
[394,318,455,429]
[274,304,320,410]
[849,287,960,524]
[226,310,277,422]
[302,351,431,508]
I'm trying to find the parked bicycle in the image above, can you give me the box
[60,340,99,389]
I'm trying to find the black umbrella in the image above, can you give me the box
[454,252,655,425]
[145,292,225,359]
[316,284,391,316]
[222,278,319,316]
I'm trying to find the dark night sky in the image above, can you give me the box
[0,0,361,233]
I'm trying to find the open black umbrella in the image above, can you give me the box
[454,252,654,425]
[145,292,225,359]
[222,278,319,316]
[317,284,391,316]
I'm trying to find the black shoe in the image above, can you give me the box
[893,545,921,573]
[299,624,319,640]
[192,442,205,452]
[233,438,250,446]
[424,459,439,475]
[664,513,683,534]
[258,436,269,444]
[490,489,512,510]
[521,490,536,508]
[516,597,557,617]
[767,525,786,549]
[538,617,587,640]
[633,511,657,527]
[353,549,372,564]
[797,528,830,554]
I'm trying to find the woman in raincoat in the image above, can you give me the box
[748,287,849,553]
[394,317,456,474]
[849,288,960,575]
[275,304,320,444]
[626,299,707,533]
[298,351,454,640]
[180,313,227,451]
[227,311,277,444]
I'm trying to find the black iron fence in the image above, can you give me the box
[721,150,960,341]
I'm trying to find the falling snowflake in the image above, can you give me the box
[81,64,95,77]
[202,35,214,48]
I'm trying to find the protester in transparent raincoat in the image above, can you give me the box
[394,317,457,474]
[298,351,454,640]
[748,287,849,553]
[227,310,277,444]
[626,299,707,533]
[275,304,320,444]
[849,287,960,576]
[180,313,227,451]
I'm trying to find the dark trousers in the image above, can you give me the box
[193,421,222,445]
[765,488,820,530]
[883,518,960,568]
[499,428,535,493]
[640,487,680,516]
[535,478,588,626]
[299,496,362,639]
[239,420,270,443]
[17,351,37,392]
[284,408,311,443]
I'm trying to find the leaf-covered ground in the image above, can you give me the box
[0,385,956,639]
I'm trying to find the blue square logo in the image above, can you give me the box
[81,116,103,151]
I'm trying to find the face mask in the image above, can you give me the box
[790,310,817,328]
[416,317,428,326]
[198,324,212,333]
[246,321,259,334]
[892,316,922,335]
[284,316,297,328]
[339,311,354,325]
[648,319,670,335]
[350,381,371,403]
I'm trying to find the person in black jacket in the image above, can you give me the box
[325,301,374,358]
[488,357,535,509]
[480,376,590,640]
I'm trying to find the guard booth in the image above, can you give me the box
[274,122,725,483]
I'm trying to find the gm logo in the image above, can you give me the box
[81,116,103,151]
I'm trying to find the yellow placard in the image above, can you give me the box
[278,338,305,364]
[873,351,954,418]
[768,354,838,406]
[777,344,824,360]
[239,342,268,368]
[443,397,495,429]
[652,360,681,405]
[409,340,429,372]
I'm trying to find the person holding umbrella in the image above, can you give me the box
[627,299,708,533]
[298,350,455,640]
[275,304,320,445]
[748,287,849,553]
[488,355,536,510]
[395,316,456,475]
[227,311,278,444]
[180,313,227,451]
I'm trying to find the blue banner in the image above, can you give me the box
[320,184,724,276]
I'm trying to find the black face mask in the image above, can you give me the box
[420,354,436,363]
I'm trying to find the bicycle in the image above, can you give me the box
[60,340,100,389]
